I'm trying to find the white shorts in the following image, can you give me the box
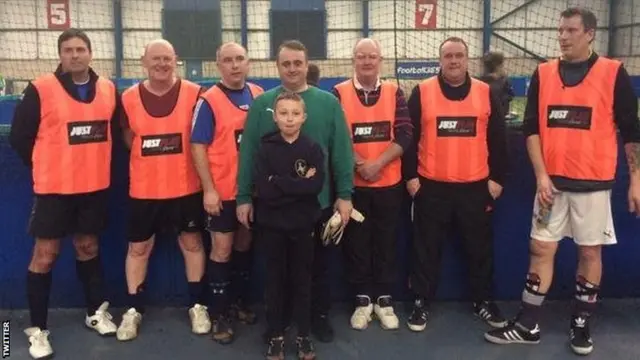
[530,190,617,246]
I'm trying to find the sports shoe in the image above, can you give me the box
[229,299,257,325]
[296,336,316,360]
[189,303,211,334]
[85,301,117,336]
[570,314,593,355]
[374,295,399,330]
[116,308,142,341]
[474,301,508,328]
[265,336,285,360]
[24,327,53,360]
[212,315,234,345]
[406,298,428,332]
[484,321,541,345]
[350,295,373,330]
[311,314,334,343]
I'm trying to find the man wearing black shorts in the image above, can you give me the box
[116,39,210,341]
[191,42,263,344]
[9,28,119,359]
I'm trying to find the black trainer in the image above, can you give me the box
[229,299,257,325]
[311,314,334,343]
[407,298,428,332]
[296,336,316,360]
[211,315,235,345]
[570,314,593,355]
[484,321,541,345]
[474,301,508,328]
[265,336,285,360]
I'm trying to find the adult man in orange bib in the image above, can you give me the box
[485,8,640,355]
[116,39,209,341]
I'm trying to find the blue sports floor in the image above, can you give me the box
[2,300,640,359]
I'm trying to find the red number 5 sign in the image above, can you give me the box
[415,0,437,29]
[47,0,70,30]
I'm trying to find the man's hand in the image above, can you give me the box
[628,181,640,217]
[406,178,420,197]
[357,160,383,182]
[203,189,222,216]
[536,173,557,207]
[334,198,353,225]
[488,180,503,200]
[236,203,254,229]
[354,153,365,167]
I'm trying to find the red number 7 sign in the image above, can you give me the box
[47,0,70,30]
[415,0,437,29]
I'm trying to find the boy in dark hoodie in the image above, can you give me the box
[253,91,324,360]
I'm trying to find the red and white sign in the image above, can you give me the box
[47,0,70,30]
[415,0,437,29]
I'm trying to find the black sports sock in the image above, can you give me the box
[518,273,546,329]
[231,250,252,304]
[573,276,599,317]
[76,256,105,316]
[128,283,146,314]
[188,279,205,308]
[27,271,52,329]
[207,259,231,317]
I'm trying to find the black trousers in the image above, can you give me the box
[263,226,315,337]
[343,185,403,298]
[410,177,495,306]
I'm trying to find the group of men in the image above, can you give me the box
[8,6,640,359]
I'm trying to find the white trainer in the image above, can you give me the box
[116,308,142,341]
[189,303,211,334]
[24,327,53,359]
[350,304,374,330]
[374,296,399,330]
[85,301,117,335]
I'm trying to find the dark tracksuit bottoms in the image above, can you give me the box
[410,177,495,307]
[343,184,403,299]
[253,131,325,337]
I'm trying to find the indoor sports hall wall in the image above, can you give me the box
[0,0,639,309]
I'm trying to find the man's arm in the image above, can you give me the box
[487,87,508,186]
[190,98,217,193]
[9,83,41,168]
[522,69,548,178]
[120,105,134,150]
[236,96,263,205]
[612,65,640,181]
[374,87,412,167]
[110,89,123,145]
[329,98,354,200]
[401,85,421,180]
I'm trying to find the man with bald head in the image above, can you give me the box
[190,41,263,344]
[116,39,210,341]
[331,38,412,331]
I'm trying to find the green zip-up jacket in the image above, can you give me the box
[237,85,354,209]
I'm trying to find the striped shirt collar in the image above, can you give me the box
[353,75,381,91]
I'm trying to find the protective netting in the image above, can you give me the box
[0,0,637,105]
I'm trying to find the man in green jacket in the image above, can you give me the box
[236,40,354,343]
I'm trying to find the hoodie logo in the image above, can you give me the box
[294,159,308,177]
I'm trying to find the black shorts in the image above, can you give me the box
[28,190,109,239]
[128,192,204,242]
[206,200,238,233]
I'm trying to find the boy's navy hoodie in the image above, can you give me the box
[253,130,325,231]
